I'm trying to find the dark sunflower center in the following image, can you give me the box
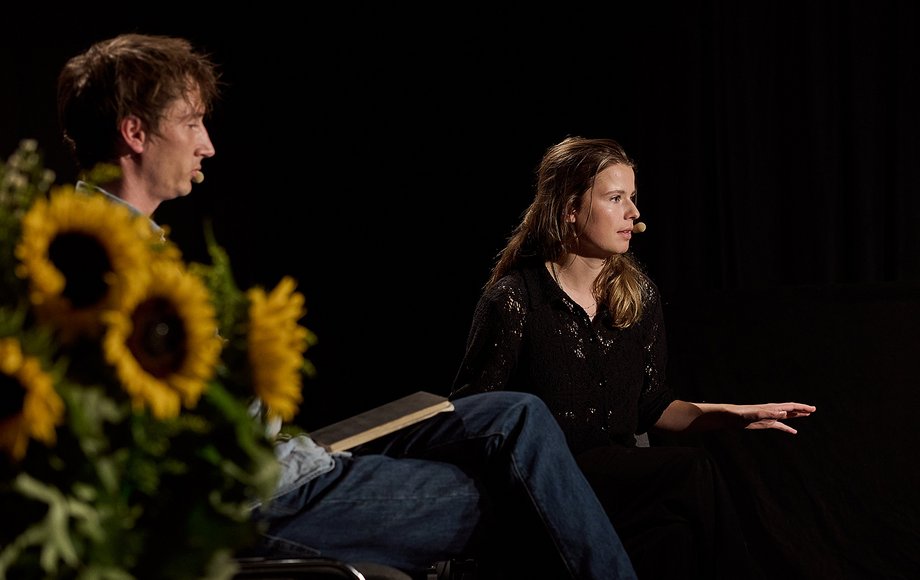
[48,232,113,309]
[0,374,26,421]
[126,297,187,378]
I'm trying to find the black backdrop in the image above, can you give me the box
[3,3,919,578]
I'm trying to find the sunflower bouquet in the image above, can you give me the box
[0,139,315,580]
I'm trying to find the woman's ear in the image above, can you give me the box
[565,207,578,223]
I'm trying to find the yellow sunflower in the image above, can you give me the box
[14,186,154,341]
[102,260,221,420]
[0,337,64,461]
[247,276,310,422]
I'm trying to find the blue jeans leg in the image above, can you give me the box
[252,451,487,574]
[373,391,638,580]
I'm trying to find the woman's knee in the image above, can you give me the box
[678,446,719,475]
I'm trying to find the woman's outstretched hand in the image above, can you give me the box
[733,402,817,434]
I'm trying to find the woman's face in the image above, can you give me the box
[569,163,639,257]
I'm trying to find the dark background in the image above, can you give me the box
[3,2,919,578]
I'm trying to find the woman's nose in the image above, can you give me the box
[627,198,639,219]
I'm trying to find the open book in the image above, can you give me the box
[309,391,454,452]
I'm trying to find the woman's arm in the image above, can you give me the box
[654,400,817,434]
[451,281,527,399]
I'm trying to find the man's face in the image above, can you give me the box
[141,91,215,204]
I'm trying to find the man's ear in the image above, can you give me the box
[119,115,146,154]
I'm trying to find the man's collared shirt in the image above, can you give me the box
[75,180,165,238]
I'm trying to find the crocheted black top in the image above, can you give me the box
[451,259,675,453]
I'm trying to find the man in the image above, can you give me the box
[56,33,637,580]
[58,33,216,218]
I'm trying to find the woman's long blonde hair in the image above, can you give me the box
[488,136,647,328]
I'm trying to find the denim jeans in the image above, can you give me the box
[251,391,636,579]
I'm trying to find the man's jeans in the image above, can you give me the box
[251,391,636,579]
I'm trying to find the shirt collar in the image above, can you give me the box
[75,180,164,236]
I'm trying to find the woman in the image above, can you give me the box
[450,136,816,579]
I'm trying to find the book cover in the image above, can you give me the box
[310,391,454,452]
